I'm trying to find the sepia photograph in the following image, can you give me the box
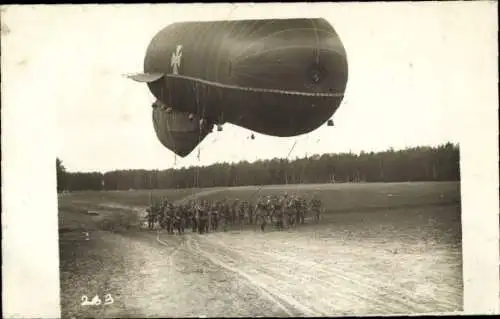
[2,2,498,318]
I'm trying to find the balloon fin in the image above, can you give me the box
[126,72,165,83]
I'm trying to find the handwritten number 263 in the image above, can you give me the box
[81,294,114,306]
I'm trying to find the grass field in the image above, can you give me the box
[59,181,460,232]
[58,181,462,317]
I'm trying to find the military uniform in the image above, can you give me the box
[311,198,322,221]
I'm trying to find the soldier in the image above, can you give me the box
[221,211,228,232]
[293,195,301,226]
[259,209,267,232]
[198,204,208,234]
[187,204,193,229]
[256,196,264,213]
[254,197,263,229]
[246,202,252,225]
[162,206,170,233]
[154,205,162,229]
[146,208,154,230]
[299,197,307,224]
[204,208,210,234]
[264,196,272,225]
[167,213,174,234]
[195,202,201,234]
[174,208,184,235]
[172,209,179,234]
[189,205,195,229]
[211,203,219,232]
[167,204,173,233]
[220,199,229,228]
[311,195,322,222]
[232,199,239,225]
[206,203,212,233]
[239,201,246,226]
[180,204,189,229]
[158,206,167,230]
[191,202,198,233]
[276,208,284,231]
[274,194,285,230]
[196,204,202,234]
[287,196,296,229]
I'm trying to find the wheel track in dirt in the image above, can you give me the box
[227,236,459,312]
[194,236,348,315]
[184,234,318,317]
[199,235,407,315]
[204,235,457,314]
[156,231,296,317]
[206,237,405,314]
[155,230,186,267]
[173,231,442,315]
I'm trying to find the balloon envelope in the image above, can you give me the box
[130,18,348,157]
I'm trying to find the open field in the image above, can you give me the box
[59,181,462,317]
[59,182,460,231]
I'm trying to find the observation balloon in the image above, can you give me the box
[128,18,348,157]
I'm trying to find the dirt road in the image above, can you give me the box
[192,229,462,316]
[60,230,293,318]
[60,209,462,318]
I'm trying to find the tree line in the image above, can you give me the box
[56,143,460,192]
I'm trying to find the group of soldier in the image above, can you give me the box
[145,192,323,235]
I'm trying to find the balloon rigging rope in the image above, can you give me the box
[295,134,310,196]
[166,74,344,98]
[247,137,299,202]
[194,81,202,194]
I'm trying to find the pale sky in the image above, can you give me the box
[2,3,497,173]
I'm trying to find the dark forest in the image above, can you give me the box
[57,143,460,192]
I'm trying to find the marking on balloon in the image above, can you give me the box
[171,45,183,75]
